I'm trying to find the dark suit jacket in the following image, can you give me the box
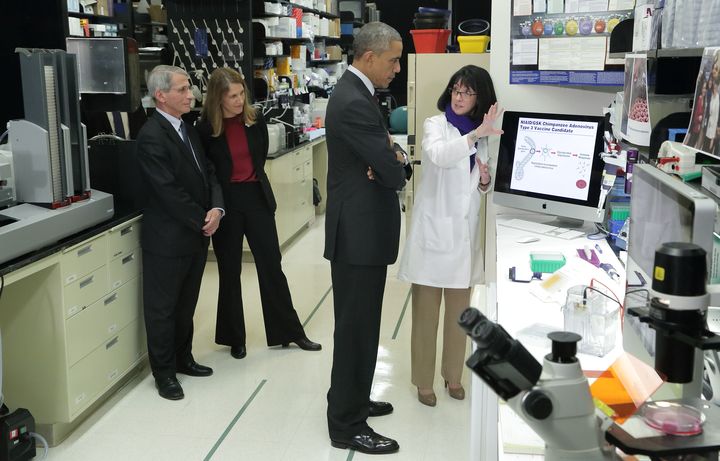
[324,71,407,266]
[196,114,277,212]
[135,111,224,257]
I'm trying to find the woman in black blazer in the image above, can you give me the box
[197,67,320,359]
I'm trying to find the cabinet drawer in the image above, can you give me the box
[66,277,141,366]
[68,319,145,418]
[108,249,141,290]
[64,266,109,319]
[61,234,107,285]
[107,220,141,259]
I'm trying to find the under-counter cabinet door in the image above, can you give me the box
[106,219,141,260]
[63,266,109,319]
[61,234,108,286]
[67,319,144,418]
[66,277,142,366]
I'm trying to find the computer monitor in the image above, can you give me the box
[494,111,607,225]
[623,163,717,398]
[627,163,716,286]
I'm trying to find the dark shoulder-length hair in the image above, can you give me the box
[200,67,257,137]
[436,65,497,122]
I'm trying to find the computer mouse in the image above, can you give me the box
[515,236,540,244]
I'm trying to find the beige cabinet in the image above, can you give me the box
[0,215,145,445]
[266,144,315,246]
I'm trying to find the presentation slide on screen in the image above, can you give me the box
[510,117,598,201]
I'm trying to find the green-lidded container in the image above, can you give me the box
[608,202,630,221]
[530,252,566,273]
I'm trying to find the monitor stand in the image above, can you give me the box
[549,216,585,229]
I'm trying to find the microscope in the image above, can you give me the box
[461,242,720,461]
[459,308,619,461]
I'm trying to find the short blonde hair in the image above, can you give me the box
[201,68,257,137]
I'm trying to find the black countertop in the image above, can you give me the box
[267,136,325,159]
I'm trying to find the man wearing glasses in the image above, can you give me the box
[136,65,224,400]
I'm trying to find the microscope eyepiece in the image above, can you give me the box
[458,307,483,333]
[471,318,513,359]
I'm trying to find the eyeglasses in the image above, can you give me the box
[448,88,477,99]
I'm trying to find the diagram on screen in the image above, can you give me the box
[514,137,556,180]
[514,136,536,180]
[511,117,597,201]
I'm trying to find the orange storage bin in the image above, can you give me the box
[410,29,451,53]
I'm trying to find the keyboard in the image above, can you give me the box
[501,218,585,240]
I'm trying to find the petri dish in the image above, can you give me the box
[640,401,705,436]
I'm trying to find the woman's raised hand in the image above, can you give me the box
[474,103,504,139]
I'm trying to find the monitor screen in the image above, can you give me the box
[628,163,716,284]
[494,111,607,224]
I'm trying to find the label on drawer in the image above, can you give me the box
[108,323,118,334]
[75,392,86,405]
[107,369,119,381]
[67,305,80,317]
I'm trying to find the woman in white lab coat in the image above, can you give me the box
[398,65,502,407]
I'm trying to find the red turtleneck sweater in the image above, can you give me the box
[223,116,257,182]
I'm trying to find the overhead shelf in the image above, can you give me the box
[67,11,124,23]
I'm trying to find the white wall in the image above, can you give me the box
[484,1,617,284]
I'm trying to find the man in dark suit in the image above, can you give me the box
[136,65,224,400]
[324,22,407,454]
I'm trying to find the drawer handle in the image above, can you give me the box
[79,275,94,289]
[107,369,119,381]
[104,293,118,305]
[120,226,134,236]
[77,245,93,257]
[122,253,135,265]
[106,336,119,350]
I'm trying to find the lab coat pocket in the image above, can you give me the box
[418,214,454,253]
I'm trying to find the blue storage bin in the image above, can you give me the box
[341,23,354,35]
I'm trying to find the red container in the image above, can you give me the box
[410,29,451,53]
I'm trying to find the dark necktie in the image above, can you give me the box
[112,111,126,139]
[179,121,201,171]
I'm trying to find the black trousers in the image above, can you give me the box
[142,245,208,380]
[327,261,387,439]
[212,182,305,347]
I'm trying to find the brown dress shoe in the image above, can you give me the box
[417,388,437,407]
[445,381,465,400]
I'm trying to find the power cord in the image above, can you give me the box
[30,432,49,460]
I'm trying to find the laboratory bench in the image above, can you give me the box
[0,208,145,446]
[470,212,626,460]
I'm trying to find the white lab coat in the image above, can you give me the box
[398,113,489,289]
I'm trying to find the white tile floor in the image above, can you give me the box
[45,215,478,461]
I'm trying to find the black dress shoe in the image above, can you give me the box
[176,360,213,377]
[230,345,247,359]
[331,428,399,454]
[368,400,393,417]
[281,337,322,351]
[155,377,184,400]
